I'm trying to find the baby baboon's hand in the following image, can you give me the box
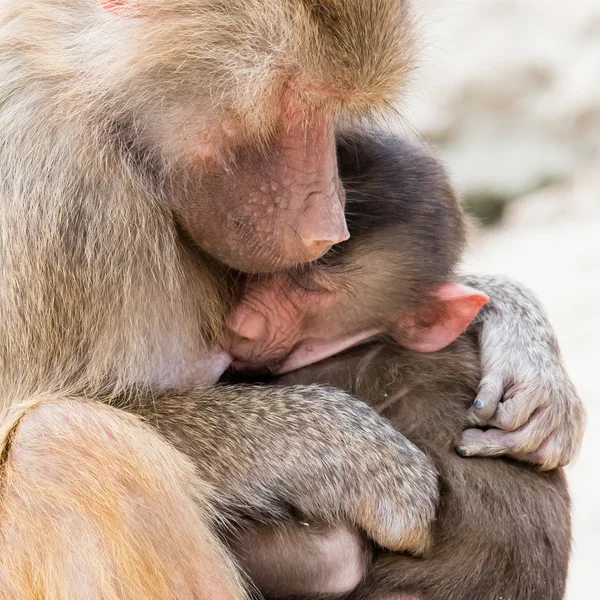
[460,275,586,470]
[159,385,439,555]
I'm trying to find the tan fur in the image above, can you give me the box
[0,0,415,399]
[0,399,246,600]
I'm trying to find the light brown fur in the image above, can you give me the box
[0,1,584,597]
[0,0,415,400]
[0,399,245,600]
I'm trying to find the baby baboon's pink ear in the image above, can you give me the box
[394,284,489,353]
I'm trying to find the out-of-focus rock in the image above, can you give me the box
[405,0,600,202]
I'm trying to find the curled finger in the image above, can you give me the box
[512,436,561,470]
[468,376,505,426]
[518,423,582,470]
[460,406,559,459]
[487,391,542,432]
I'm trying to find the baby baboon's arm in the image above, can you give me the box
[460,273,586,469]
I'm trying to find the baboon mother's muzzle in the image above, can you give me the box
[276,111,350,260]
[176,110,350,273]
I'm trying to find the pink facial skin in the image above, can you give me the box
[101,3,350,274]
[173,104,350,274]
[227,278,489,374]
[226,274,337,370]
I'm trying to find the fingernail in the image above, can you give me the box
[473,398,484,410]
[457,446,469,457]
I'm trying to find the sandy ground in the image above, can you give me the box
[464,179,600,598]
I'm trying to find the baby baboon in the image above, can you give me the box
[229,132,585,469]
[226,134,572,599]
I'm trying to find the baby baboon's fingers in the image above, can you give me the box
[487,392,542,432]
[468,376,505,425]
[459,407,558,460]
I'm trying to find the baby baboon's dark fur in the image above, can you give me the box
[279,337,571,600]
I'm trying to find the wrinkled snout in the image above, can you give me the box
[227,276,314,367]
[278,108,349,262]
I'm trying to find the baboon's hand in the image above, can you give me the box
[460,275,586,470]
[156,385,439,555]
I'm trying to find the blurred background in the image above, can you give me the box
[404,1,600,597]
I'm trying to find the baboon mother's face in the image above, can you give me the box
[101,0,413,272]
[173,100,350,273]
